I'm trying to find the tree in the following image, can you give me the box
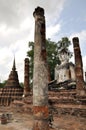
[20,82,24,88]
[27,37,72,84]
[27,42,34,85]
[57,37,72,59]
[0,80,7,88]
[46,39,60,80]
[0,83,3,88]
[27,39,60,83]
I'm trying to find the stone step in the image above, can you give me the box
[50,104,86,117]
[49,98,86,105]
[54,104,86,109]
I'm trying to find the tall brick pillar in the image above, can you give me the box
[33,7,49,130]
[24,58,30,96]
[72,37,84,94]
[85,72,86,82]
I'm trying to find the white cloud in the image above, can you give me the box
[70,30,86,45]
[45,0,66,25]
[0,0,66,27]
[0,24,17,37]
[46,24,61,39]
[20,17,33,31]
[0,0,85,83]
[69,30,86,57]
[0,0,68,82]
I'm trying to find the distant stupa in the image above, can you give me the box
[0,58,23,106]
[5,58,21,88]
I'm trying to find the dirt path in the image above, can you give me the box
[0,112,33,130]
[0,107,86,130]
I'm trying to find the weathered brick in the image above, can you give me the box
[72,37,84,93]
[24,58,30,96]
[33,7,49,130]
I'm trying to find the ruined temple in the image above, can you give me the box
[9,10,85,119]
[0,58,23,106]
[0,7,85,124]
[48,37,86,118]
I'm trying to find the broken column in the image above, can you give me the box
[72,37,84,94]
[23,58,30,96]
[33,7,49,130]
[85,72,86,82]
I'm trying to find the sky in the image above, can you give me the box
[0,0,86,82]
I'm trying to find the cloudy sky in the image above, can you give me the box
[0,0,86,82]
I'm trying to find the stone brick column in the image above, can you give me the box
[24,58,30,96]
[48,66,51,82]
[72,37,84,93]
[85,72,86,82]
[33,7,49,130]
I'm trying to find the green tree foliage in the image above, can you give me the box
[27,37,72,84]
[46,39,60,80]
[0,80,7,88]
[0,83,3,88]
[27,42,34,84]
[58,37,71,48]
[27,39,60,83]
[57,37,72,58]
[20,82,24,88]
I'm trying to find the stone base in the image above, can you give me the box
[33,120,49,130]
[49,90,86,117]
[76,89,86,96]
[33,106,49,130]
